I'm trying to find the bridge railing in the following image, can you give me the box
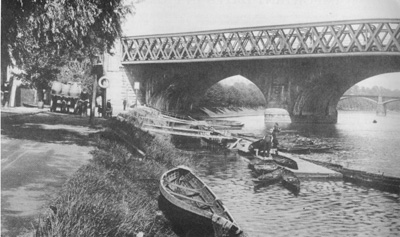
[120,19,400,63]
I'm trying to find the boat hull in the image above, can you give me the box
[158,167,243,236]
[158,194,215,235]
[248,160,279,175]
[205,120,244,130]
[253,168,284,185]
[281,169,300,196]
[278,146,311,154]
[271,153,298,170]
[300,158,400,194]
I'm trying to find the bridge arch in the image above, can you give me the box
[383,99,400,106]
[122,55,400,122]
[339,96,378,104]
[199,75,267,108]
[106,19,400,123]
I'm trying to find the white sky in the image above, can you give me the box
[220,74,400,90]
[123,0,400,36]
[122,0,400,90]
[356,73,400,90]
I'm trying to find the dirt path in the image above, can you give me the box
[1,111,106,236]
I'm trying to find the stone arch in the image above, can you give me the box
[289,56,400,123]
[383,99,400,106]
[200,75,267,107]
[122,55,400,122]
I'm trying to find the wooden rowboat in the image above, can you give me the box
[278,144,332,154]
[205,119,245,130]
[300,158,400,194]
[281,169,301,196]
[158,166,244,236]
[248,159,280,175]
[271,153,298,170]
[277,146,311,154]
[238,148,299,170]
[253,167,284,185]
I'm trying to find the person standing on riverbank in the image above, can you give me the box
[272,123,281,148]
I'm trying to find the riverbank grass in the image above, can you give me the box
[34,118,197,236]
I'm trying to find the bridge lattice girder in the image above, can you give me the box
[121,19,400,63]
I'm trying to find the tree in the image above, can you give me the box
[200,82,266,109]
[1,0,135,97]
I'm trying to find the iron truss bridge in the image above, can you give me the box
[120,19,400,64]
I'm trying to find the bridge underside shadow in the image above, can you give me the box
[123,55,400,123]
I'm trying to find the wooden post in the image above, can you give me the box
[102,51,108,117]
[89,75,98,124]
[102,88,107,117]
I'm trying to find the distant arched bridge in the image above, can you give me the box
[98,18,400,123]
[340,95,400,116]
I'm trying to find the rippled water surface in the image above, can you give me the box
[192,111,400,237]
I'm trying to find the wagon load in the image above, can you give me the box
[69,82,82,98]
[51,81,63,95]
[50,81,83,113]
[60,82,71,96]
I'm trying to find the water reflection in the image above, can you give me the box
[194,151,400,237]
[190,111,400,236]
[223,111,400,177]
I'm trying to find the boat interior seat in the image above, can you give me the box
[166,182,201,195]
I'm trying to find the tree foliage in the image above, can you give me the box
[2,0,134,66]
[199,82,266,108]
[1,0,135,94]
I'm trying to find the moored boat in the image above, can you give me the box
[271,153,298,170]
[299,158,400,194]
[248,159,280,175]
[278,144,332,154]
[158,166,244,236]
[277,146,311,154]
[237,148,255,159]
[281,169,301,196]
[237,144,299,170]
[205,119,245,130]
[253,167,284,185]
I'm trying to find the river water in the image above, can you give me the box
[191,111,400,237]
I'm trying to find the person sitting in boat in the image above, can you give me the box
[249,133,273,157]
[272,123,281,148]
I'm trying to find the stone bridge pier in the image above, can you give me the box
[111,55,399,123]
[376,96,387,116]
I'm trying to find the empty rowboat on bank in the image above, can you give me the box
[158,166,244,237]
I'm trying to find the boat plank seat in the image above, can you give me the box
[166,182,202,196]
[169,191,214,207]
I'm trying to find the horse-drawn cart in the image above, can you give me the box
[50,81,82,114]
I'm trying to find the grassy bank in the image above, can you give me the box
[34,114,199,236]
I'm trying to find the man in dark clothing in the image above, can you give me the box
[249,133,273,157]
[2,82,10,106]
[272,123,281,148]
[77,88,90,116]
[123,98,127,110]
